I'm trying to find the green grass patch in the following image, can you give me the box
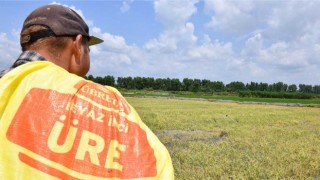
[120,89,320,106]
[127,97,320,179]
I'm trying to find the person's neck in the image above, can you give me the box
[35,48,71,72]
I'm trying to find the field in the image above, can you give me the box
[121,89,320,107]
[126,97,320,179]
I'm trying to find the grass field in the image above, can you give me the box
[126,97,320,179]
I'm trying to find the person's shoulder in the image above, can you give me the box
[10,60,67,77]
[94,82,125,99]
[104,85,121,94]
[79,79,123,96]
[0,61,61,84]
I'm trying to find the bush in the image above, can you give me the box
[238,91,313,99]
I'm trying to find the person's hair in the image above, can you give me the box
[20,25,71,57]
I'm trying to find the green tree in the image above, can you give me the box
[226,81,245,92]
[212,81,225,92]
[299,84,312,93]
[182,78,193,91]
[258,82,269,91]
[192,79,201,92]
[313,85,320,94]
[288,84,297,92]
[274,82,284,92]
[246,82,259,91]
[134,77,144,90]
[143,77,155,89]
[170,78,182,91]
[86,74,94,81]
[201,79,212,92]
[105,75,115,86]
[153,78,163,90]
[95,76,105,85]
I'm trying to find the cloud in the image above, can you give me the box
[188,35,233,60]
[51,2,84,17]
[1,1,320,85]
[144,22,197,53]
[201,0,320,84]
[265,1,320,42]
[204,0,257,36]
[120,0,134,13]
[154,0,199,28]
[97,0,320,84]
[0,32,21,69]
[145,0,199,53]
[88,28,135,76]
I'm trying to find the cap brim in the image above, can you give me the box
[88,36,104,46]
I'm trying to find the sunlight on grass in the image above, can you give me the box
[127,97,320,179]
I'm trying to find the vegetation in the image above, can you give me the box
[116,90,320,110]
[238,91,314,99]
[127,97,320,179]
[85,75,320,178]
[86,75,320,100]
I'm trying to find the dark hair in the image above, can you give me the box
[21,25,71,57]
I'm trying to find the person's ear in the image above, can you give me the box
[73,34,83,63]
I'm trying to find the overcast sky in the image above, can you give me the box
[0,0,319,85]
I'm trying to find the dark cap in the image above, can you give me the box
[20,4,103,46]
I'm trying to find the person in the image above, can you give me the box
[0,4,174,179]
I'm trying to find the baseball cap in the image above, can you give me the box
[20,4,103,46]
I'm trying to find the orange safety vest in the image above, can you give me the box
[0,61,174,179]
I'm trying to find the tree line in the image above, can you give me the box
[86,75,320,98]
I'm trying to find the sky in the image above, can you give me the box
[0,0,319,86]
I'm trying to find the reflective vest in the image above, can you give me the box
[0,61,174,179]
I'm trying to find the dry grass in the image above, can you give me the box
[127,97,320,179]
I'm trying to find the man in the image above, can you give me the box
[0,4,174,179]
